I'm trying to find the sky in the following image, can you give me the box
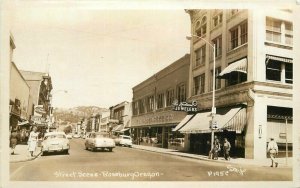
[10,3,191,109]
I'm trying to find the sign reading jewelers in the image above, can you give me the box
[172,100,198,112]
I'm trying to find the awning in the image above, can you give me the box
[18,120,29,126]
[266,55,293,64]
[218,58,247,78]
[172,114,194,132]
[179,107,246,134]
[120,128,130,132]
[112,124,124,132]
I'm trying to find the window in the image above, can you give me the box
[266,17,293,45]
[210,67,221,91]
[230,27,238,49]
[266,57,293,84]
[225,61,247,86]
[157,93,165,109]
[146,95,154,112]
[212,13,223,28]
[240,22,248,45]
[195,21,201,37]
[138,99,145,114]
[285,63,293,84]
[193,74,205,95]
[285,22,293,45]
[201,16,207,36]
[229,21,248,50]
[266,60,281,81]
[212,36,222,58]
[166,89,175,106]
[133,101,139,115]
[266,18,282,43]
[177,84,186,103]
[195,45,206,67]
[195,16,207,37]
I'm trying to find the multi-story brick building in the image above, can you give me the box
[178,9,293,159]
[131,54,190,149]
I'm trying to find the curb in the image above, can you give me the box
[10,149,42,163]
[132,146,292,168]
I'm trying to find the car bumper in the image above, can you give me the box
[42,145,69,152]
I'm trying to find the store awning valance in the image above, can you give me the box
[18,120,29,126]
[173,114,195,132]
[113,124,124,132]
[179,107,246,134]
[218,58,247,79]
[266,55,293,64]
[120,128,130,132]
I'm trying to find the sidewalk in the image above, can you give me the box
[132,144,292,168]
[10,144,42,163]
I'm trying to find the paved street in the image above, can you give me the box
[10,138,292,181]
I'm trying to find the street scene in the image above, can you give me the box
[2,1,297,187]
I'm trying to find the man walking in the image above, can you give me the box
[223,138,231,160]
[267,138,279,167]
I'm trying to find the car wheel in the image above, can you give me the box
[65,149,69,155]
[108,148,113,152]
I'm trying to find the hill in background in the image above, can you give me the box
[54,106,109,124]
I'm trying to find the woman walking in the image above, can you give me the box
[27,127,39,157]
[10,129,19,155]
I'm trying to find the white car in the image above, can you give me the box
[85,132,115,152]
[114,135,133,147]
[41,132,70,155]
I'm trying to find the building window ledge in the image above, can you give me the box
[227,43,248,56]
[264,41,293,50]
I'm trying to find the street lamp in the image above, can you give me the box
[187,34,217,158]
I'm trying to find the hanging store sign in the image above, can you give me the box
[34,105,46,116]
[172,101,198,112]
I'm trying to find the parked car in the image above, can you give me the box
[41,132,70,155]
[114,135,133,147]
[85,132,115,152]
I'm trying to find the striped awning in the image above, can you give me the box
[218,58,247,78]
[266,55,293,63]
[179,107,246,134]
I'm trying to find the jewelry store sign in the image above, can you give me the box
[172,101,198,112]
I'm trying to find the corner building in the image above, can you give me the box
[131,54,190,149]
[182,9,293,159]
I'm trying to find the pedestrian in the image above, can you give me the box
[223,138,231,160]
[212,136,220,160]
[27,126,39,157]
[10,129,19,155]
[267,138,279,167]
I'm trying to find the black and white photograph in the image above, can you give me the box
[1,0,299,188]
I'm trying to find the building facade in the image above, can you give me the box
[180,9,293,159]
[20,71,53,134]
[131,54,190,149]
[109,101,131,135]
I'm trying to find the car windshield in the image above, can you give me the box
[44,134,66,140]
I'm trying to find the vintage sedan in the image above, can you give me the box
[41,132,70,155]
[114,135,133,147]
[85,132,115,152]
